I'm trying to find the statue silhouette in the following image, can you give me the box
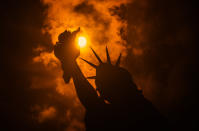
[54,28,169,131]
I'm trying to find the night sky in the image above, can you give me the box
[1,0,198,130]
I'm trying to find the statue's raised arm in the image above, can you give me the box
[54,28,102,109]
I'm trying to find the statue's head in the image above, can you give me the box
[81,47,138,103]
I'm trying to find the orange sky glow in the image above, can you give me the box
[32,0,132,130]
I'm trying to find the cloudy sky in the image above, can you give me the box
[1,0,198,130]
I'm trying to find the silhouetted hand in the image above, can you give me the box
[54,27,80,82]
[54,27,80,63]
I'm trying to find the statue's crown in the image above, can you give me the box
[80,46,122,80]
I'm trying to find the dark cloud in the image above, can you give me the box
[109,4,127,21]
[74,1,110,26]
[74,2,95,15]
[73,1,111,44]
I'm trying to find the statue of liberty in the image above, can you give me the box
[54,28,168,131]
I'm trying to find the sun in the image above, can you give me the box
[78,36,87,48]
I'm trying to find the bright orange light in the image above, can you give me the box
[78,36,87,48]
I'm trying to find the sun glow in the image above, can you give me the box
[78,36,87,48]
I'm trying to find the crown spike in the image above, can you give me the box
[86,76,97,79]
[115,53,122,66]
[90,47,103,63]
[106,46,111,64]
[80,58,97,68]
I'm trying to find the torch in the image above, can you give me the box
[54,27,81,83]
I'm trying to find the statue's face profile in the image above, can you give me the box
[95,63,133,103]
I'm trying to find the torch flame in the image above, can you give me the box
[78,36,87,48]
